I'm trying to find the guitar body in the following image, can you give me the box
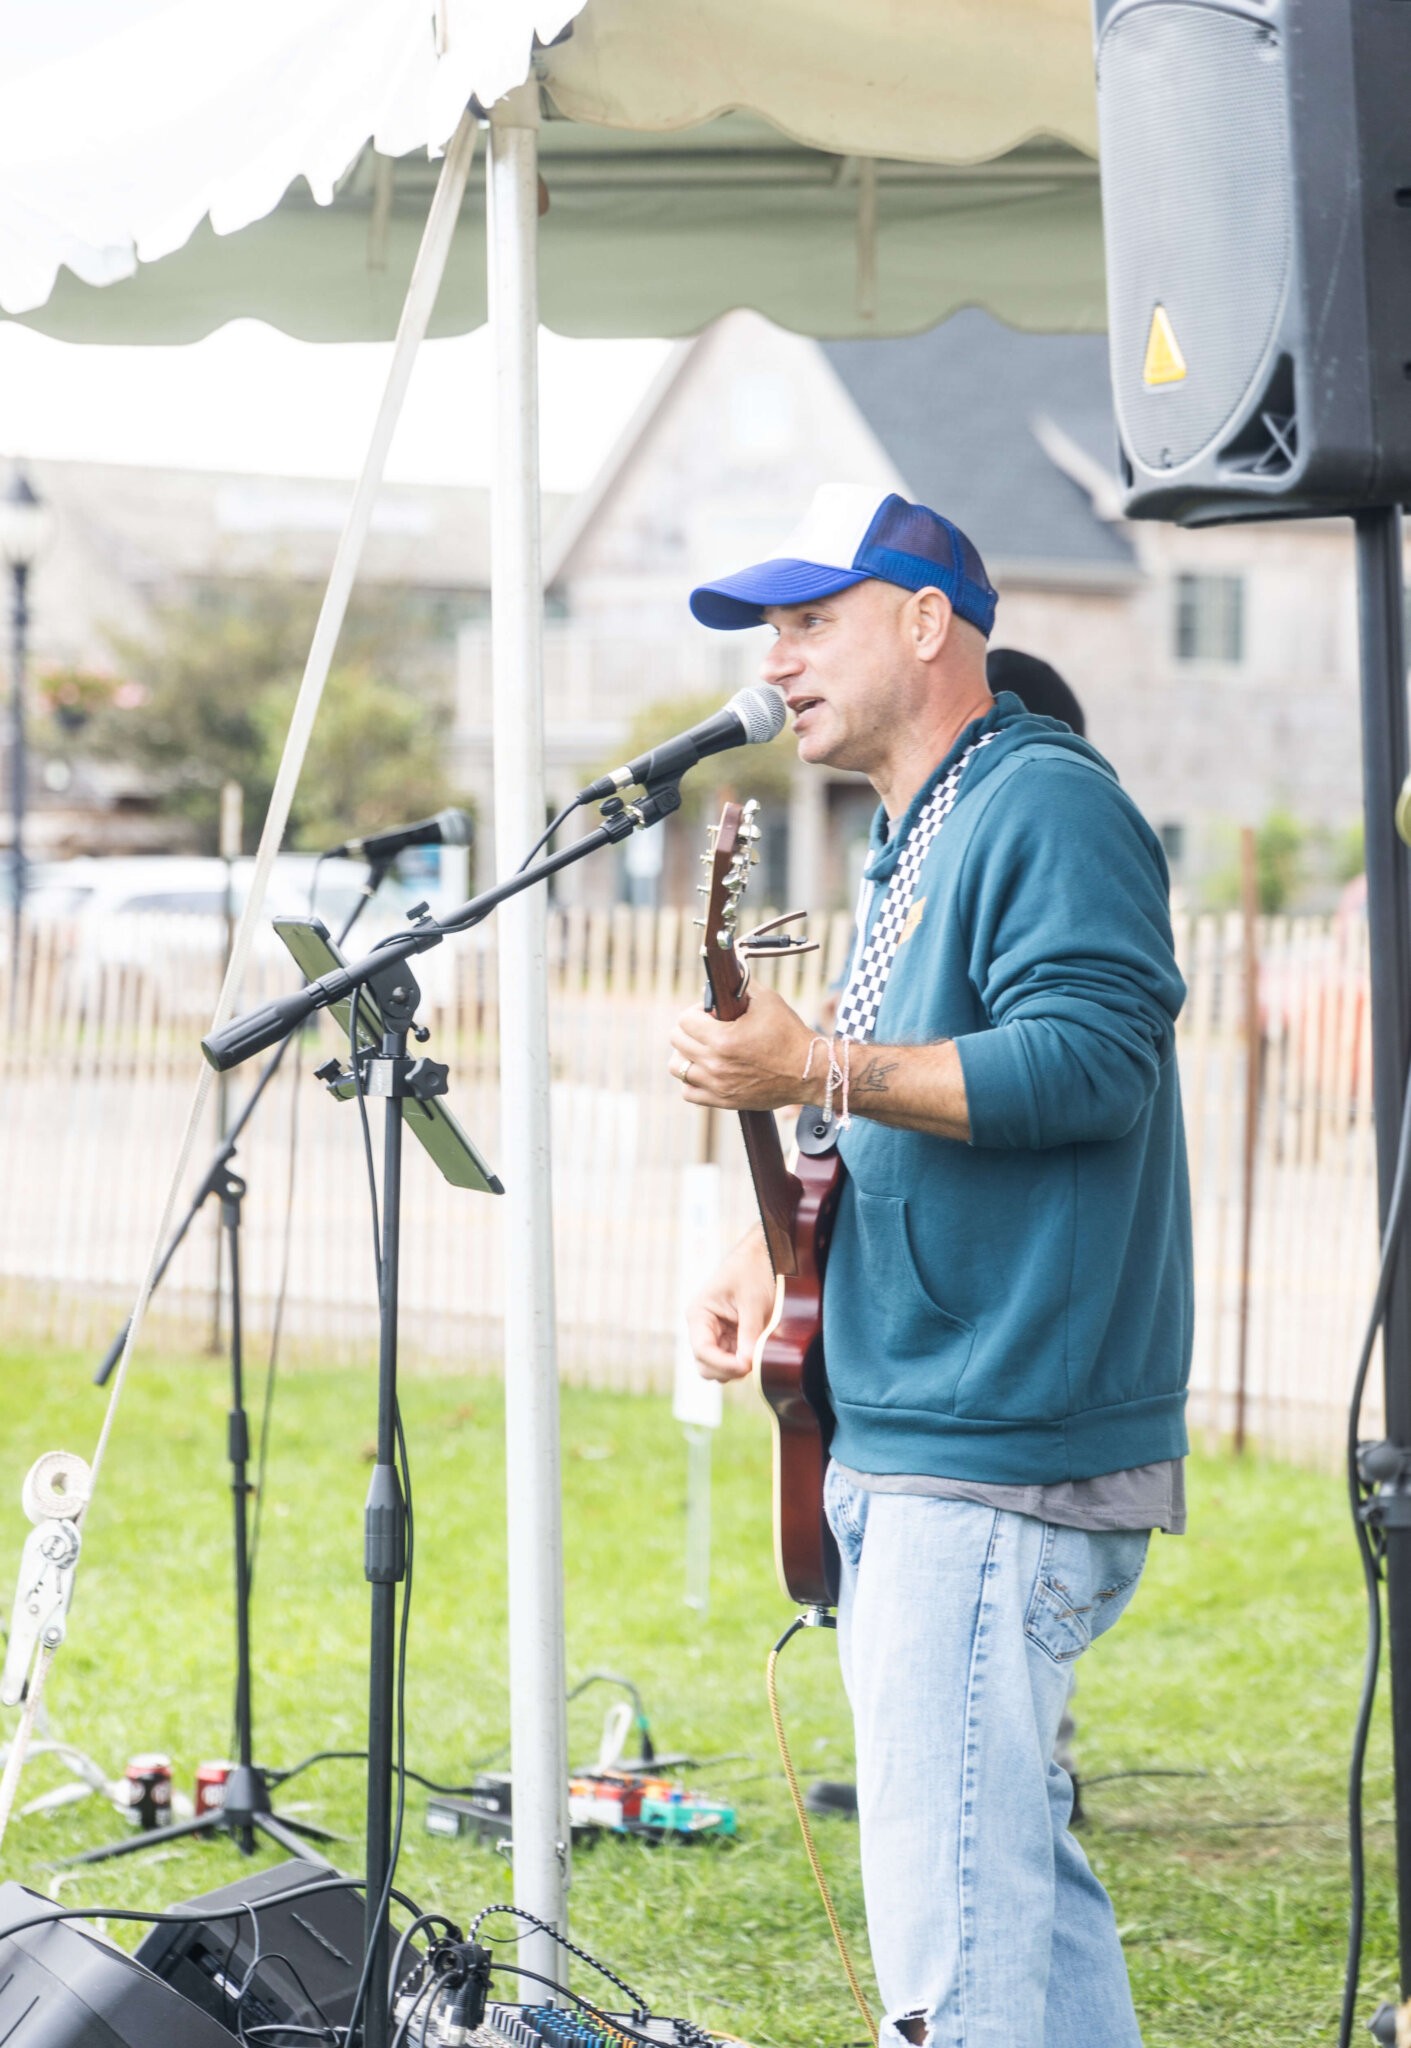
[699,801,842,1609]
[757,1123,843,1607]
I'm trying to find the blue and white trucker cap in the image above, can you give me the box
[689,484,998,637]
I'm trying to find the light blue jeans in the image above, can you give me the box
[824,1463,1149,2048]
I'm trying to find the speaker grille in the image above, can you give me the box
[1098,2,1293,474]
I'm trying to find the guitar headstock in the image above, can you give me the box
[698,799,761,1019]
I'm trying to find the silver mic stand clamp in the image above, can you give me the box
[1,1453,90,1707]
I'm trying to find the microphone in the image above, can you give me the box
[576,687,787,804]
[327,807,473,865]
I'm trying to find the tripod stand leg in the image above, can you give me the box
[256,1809,340,1844]
[61,1807,229,1865]
[255,1813,339,1866]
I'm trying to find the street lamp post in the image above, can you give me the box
[0,468,52,1007]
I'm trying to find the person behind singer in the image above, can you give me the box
[668,485,1192,2048]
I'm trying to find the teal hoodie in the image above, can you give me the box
[824,691,1192,1485]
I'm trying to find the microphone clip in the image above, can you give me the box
[600,778,684,837]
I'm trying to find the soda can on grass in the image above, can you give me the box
[124,1754,172,1830]
[195,1760,234,1815]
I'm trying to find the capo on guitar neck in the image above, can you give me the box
[739,909,820,959]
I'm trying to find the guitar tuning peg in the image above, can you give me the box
[692,916,706,930]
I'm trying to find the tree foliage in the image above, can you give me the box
[74,581,458,852]
[1205,809,1308,915]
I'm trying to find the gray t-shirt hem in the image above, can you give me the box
[831,1457,1186,1535]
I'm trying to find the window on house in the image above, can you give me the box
[1159,821,1186,869]
[1174,573,1244,663]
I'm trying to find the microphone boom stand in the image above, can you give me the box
[201,782,681,2048]
[70,867,392,1869]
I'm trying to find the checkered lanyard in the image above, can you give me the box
[834,733,997,1043]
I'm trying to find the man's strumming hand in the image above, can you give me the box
[687,1226,777,1382]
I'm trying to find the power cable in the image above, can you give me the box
[468,1904,651,2017]
[516,800,580,876]
[766,1618,877,2046]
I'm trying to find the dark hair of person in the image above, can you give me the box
[986,647,1086,737]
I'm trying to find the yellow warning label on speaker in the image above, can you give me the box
[1143,304,1187,387]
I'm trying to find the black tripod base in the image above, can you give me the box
[60,1765,340,1869]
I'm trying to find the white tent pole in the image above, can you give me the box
[487,78,571,1972]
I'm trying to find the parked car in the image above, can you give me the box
[22,854,427,1019]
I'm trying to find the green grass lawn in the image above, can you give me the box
[0,1344,1396,2046]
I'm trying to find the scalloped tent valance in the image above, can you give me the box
[0,0,1104,343]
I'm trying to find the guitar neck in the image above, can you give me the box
[703,960,800,1276]
[700,800,800,1278]
[737,1108,800,1277]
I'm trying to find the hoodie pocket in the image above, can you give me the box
[833,1189,976,1414]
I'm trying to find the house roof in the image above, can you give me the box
[822,309,1135,579]
[24,455,573,594]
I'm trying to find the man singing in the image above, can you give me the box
[671,484,1191,2048]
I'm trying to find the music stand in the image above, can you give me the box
[272,917,501,1195]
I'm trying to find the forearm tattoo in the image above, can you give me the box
[855,1055,900,1094]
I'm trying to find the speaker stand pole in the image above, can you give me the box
[1354,504,1411,2000]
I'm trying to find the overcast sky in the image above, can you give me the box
[0,320,675,493]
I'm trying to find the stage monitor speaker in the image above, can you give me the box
[135,1860,372,2041]
[1093,0,1411,525]
[0,1880,235,2046]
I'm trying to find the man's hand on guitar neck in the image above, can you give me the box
[669,984,973,1141]
[670,985,816,1112]
[687,1224,778,1382]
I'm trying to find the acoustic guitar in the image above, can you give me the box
[699,801,842,1608]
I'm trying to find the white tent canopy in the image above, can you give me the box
[0,0,1102,341]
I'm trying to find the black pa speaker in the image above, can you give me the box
[0,1880,235,2046]
[1093,0,1411,525]
[135,1860,372,2040]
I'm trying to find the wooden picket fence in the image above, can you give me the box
[0,905,1383,1466]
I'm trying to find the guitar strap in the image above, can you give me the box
[834,731,997,1044]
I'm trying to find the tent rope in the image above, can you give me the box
[0,109,480,1855]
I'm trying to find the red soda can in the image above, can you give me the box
[195,1761,233,1815]
[125,1754,172,1830]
